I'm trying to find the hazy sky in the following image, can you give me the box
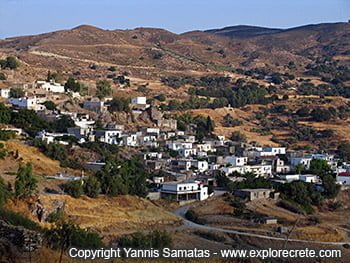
[0,0,349,39]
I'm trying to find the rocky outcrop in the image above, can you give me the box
[30,198,65,222]
[0,220,42,252]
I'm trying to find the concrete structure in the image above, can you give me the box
[167,141,193,151]
[291,157,312,170]
[160,180,208,201]
[9,97,46,111]
[131,97,147,105]
[122,133,138,146]
[130,97,150,111]
[95,129,122,145]
[0,88,10,98]
[84,162,106,172]
[299,174,317,183]
[221,164,272,177]
[37,81,65,93]
[224,156,248,166]
[336,172,350,185]
[196,143,215,152]
[278,174,300,183]
[83,98,106,113]
[191,160,209,173]
[35,131,71,144]
[144,152,163,160]
[234,188,274,201]
[275,158,291,174]
[67,127,94,141]
[258,217,278,225]
[178,148,197,158]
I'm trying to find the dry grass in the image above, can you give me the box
[292,226,346,242]
[187,107,278,146]
[6,194,181,239]
[0,140,79,176]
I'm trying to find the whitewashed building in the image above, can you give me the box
[291,157,312,170]
[0,88,10,98]
[224,156,248,166]
[336,172,350,185]
[167,141,193,151]
[178,148,197,158]
[37,81,65,93]
[221,164,272,177]
[95,129,122,145]
[160,180,209,201]
[9,97,46,111]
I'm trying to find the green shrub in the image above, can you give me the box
[277,200,306,215]
[0,208,41,231]
[45,222,104,250]
[83,176,101,198]
[118,230,172,249]
[0,130,16,141]
[62,180,83,198]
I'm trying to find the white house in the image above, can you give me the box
[278,174,317,183]
[35,131,71,144]
[278,174,300,183]
[153,176,164,184]
[291,157,312,170]
[160,180,209,201]
[336,172,350,185]
[73,115,95,129]
[300,174,318,183]
[191,160,209,173]
[275,158,291,174]
[182,135,196,143]
[196,143,215,153]
[144,152,163,160]
[95,129,122,145]
[0,88,10,98]
[197,151,208,158]
[178,148,197,158]
[256,147,286,157]
[224,156,248,166]
[9,97,46,111]
[167,141,193,151]
[37,81,65,93]
[221,164,272,177]
[122,133,138,147]
[131,97,147,105]
[176,131,185,136]
[130,97,150,111]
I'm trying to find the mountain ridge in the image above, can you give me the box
[0,22,348,78]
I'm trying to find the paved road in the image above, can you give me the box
[173,203,348,246]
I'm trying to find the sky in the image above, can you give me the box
[0,0,349,39]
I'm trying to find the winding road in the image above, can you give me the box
[173,198,348,247]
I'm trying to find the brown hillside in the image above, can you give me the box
[1,23,349,79]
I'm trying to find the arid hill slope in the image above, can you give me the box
[0,23,349,78]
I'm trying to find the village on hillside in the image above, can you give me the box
[0,19,349,262]
[1,72,349,204]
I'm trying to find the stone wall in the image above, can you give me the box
[0,220,42,252]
